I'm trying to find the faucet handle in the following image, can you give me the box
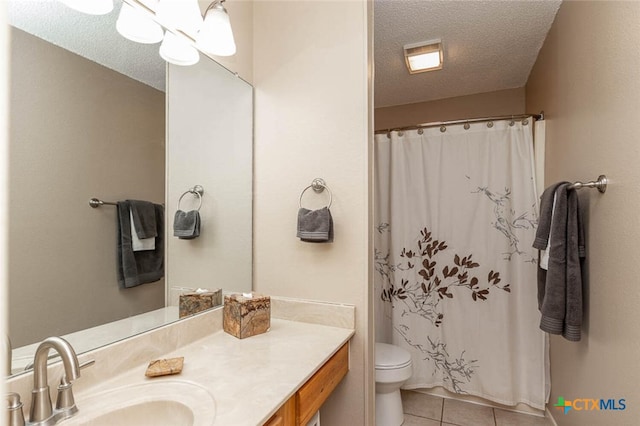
[55,376,78,417]
[55,359,94,414]
[7,392,25,426]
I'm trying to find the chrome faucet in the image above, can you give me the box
[28,337,81,426]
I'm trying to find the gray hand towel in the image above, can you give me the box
[535,183,585,341]
[128,199,157,239]
[297,207,333,243]
[174,210,201,239]
[117,201,164,289]
[533,181,569,250]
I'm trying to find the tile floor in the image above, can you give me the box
[401,390,554,426]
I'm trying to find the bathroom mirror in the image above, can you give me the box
[7,0,253,376]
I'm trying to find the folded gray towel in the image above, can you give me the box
[117,201,164,289]
[128,199,157,239]
[534,183,585,341]
[297,207,333,242]
[174,210,201,239]
[533,181,568,250]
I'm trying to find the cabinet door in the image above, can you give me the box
[264,396,296,426]
[296,343,349,425]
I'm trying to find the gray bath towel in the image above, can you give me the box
[533,181,569,251]
[128,199,157,239]
[533,183,585,341]
[173,210,201,239]
[297,207,333,242]
[117,201,164,289]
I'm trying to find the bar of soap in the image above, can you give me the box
[145,357,184,378]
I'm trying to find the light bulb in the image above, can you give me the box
[116,2,164,44]
[196,2,236,57]
[156,0,203,36]
[159,31,200,66]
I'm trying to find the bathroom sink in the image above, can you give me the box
[60,380,216,426]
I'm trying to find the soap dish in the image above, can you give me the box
[145,357,184,378]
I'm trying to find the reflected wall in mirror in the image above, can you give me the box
[7,0,253,376]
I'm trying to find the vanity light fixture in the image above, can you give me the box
[404,39,443,74]
[116,2,164,44]
[156,0,203,35]
[59,0,114,15]
[196,0,237,57]
[155,0,202,66]
[56,0,237,65]
[160,31,200,66]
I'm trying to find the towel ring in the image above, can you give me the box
[177,185,204,211]
[299,178,332,209]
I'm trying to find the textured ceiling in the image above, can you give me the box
[10,0,561,102]
[8,0,167,91]
[374,0,562,108]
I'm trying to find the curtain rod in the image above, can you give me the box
[374,111,545,135]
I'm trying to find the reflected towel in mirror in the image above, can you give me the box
[173,210,201,239]
[117,201,164,288]
[128,199,158,239]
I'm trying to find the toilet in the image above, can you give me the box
[375,342,413,426]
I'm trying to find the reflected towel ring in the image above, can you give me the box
[177,185,204,211]
[299,178,332,209]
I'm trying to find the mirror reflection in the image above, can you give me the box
[7,0,253,376]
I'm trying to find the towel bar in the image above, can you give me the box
[569,175,607,193]
[89,198,117,208]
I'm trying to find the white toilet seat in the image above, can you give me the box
[375,342,412,370]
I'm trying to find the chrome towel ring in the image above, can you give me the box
[299,178,332,209]
[177,185,204,211]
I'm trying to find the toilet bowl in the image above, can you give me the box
[375,343,413,426]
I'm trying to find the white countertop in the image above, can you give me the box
[8,298,356,425]
[73,318,354,425]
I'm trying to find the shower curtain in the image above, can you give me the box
[374,119,548,409]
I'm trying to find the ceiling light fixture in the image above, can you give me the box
[196,0,236,57]
[59,0,114,15]
[404,39,443,74]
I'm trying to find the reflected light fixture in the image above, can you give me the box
[116,2,164,44]
[160,31,200,66]
[156,0,203,35]
[404,39,443,74]
[56,0,237,65]
[197,0,237,57]
[59,0,114,15]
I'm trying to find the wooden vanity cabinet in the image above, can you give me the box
[264,342,349,426]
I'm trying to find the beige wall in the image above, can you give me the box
[375,87,525,130]
[252,0,373,423]
[8,28,165,348]
[526,1,640,424]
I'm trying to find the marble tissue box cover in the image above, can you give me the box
[179,289,223,318]
[223,293,271,339]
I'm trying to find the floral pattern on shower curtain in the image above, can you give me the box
[374,119,548,409]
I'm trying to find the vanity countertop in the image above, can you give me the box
[73,318,354,425]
